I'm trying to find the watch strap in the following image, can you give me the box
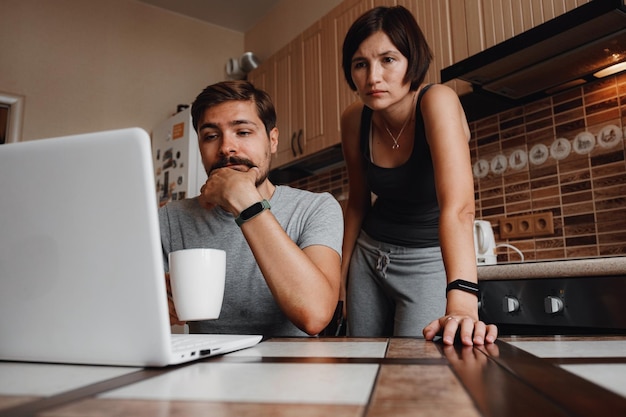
[446,279,479,298]
[235,199,271,227]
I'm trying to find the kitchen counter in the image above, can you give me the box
[477,256,626,280]
[1,336,624,417]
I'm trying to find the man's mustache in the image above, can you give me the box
[211,156,257,171]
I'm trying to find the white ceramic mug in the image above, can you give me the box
[168,248,226,321]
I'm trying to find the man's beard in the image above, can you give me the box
[208,156,268,187]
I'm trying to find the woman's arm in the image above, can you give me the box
[420,84,498,345]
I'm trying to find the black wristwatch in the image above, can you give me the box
[235,200,271,227]
[446,279,480,298]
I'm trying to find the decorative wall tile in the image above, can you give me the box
[562,201,594,216]
[555,109,584,125]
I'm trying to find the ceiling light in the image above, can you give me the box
[593,61,626,78]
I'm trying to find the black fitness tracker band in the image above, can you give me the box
[235,199,271,227]
[446,279,479,298]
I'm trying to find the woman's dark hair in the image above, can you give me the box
[191,80,277,136]
[341,6,433,91]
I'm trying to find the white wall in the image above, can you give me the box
[0,0,243,141]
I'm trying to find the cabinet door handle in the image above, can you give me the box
[290,132,297,157]
[296,129,303,154]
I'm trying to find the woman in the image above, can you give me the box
[340,6,497,345]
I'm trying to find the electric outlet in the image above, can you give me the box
[533,212,554,235]
[499,212,554,239]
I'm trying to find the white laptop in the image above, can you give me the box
[0,128,261,367]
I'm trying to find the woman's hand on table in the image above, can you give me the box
[423,314,498,346]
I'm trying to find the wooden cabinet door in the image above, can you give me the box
[461,0,591,56]
[247,57,273,95]
[272,43,297,168]
[297,21,326,157]
[322,0,374,151]
[268,19,342,169]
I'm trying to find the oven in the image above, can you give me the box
[478,258,626,335]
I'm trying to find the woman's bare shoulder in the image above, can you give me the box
[422,83,459,101]
[341,100,365,127]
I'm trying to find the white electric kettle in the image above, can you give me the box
[474,220,497,265]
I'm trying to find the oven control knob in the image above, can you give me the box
[544,296,564,314]
[502,296,520,313]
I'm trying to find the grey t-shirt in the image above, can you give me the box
[159,185,343,337]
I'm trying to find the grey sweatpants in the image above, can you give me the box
[346,231,446,337]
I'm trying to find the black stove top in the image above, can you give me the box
[479,275,626,335]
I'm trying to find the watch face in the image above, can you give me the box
[241,202,263,220]
[236,200,270,227]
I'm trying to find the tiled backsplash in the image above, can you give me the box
[289,165,349,213]
[287,73,626,263]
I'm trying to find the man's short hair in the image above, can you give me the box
[191,80,277,136]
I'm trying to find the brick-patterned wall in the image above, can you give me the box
[472,73,626,262]
[289,165,349,213]
[287,73,626,263]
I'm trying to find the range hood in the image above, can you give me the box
[441,0,626,121]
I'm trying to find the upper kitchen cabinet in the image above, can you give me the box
[295,22,327,159]
[247,51,282,155]
[247,55,273,95]
[456,0,592,59]
[248,53,294,166]
[270,42,297,167]
[399,0,456,83]
[440,0,591,98]
[250,21,332,169]
[322,0,374,148]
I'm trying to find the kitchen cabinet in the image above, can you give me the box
[453,0,591,59]
[249,21,332,169]
[322,0,373,148]
[246,56,273,95]
[247,52,283,160]
[270,42,296,167]
[404,0,456,84]
[295,22,327,159]
[442,0,591,95]
[247,43,295,168]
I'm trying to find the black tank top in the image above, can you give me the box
[359,84,440,248]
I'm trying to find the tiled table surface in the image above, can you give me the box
[1,336,625,417]
[504,336,626,398]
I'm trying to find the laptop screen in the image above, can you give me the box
[0,128,174,366]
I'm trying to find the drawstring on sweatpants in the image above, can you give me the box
[375,250,391,278]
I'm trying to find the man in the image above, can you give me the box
[159,81,343,336]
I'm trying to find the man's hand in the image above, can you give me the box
[198,167,261,215]
[165,273,185,326]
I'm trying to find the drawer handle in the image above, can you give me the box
[290,132,297,157]
[296,129,303,154]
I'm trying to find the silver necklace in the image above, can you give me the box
[382,93,417,150]
[383,114,410,150]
